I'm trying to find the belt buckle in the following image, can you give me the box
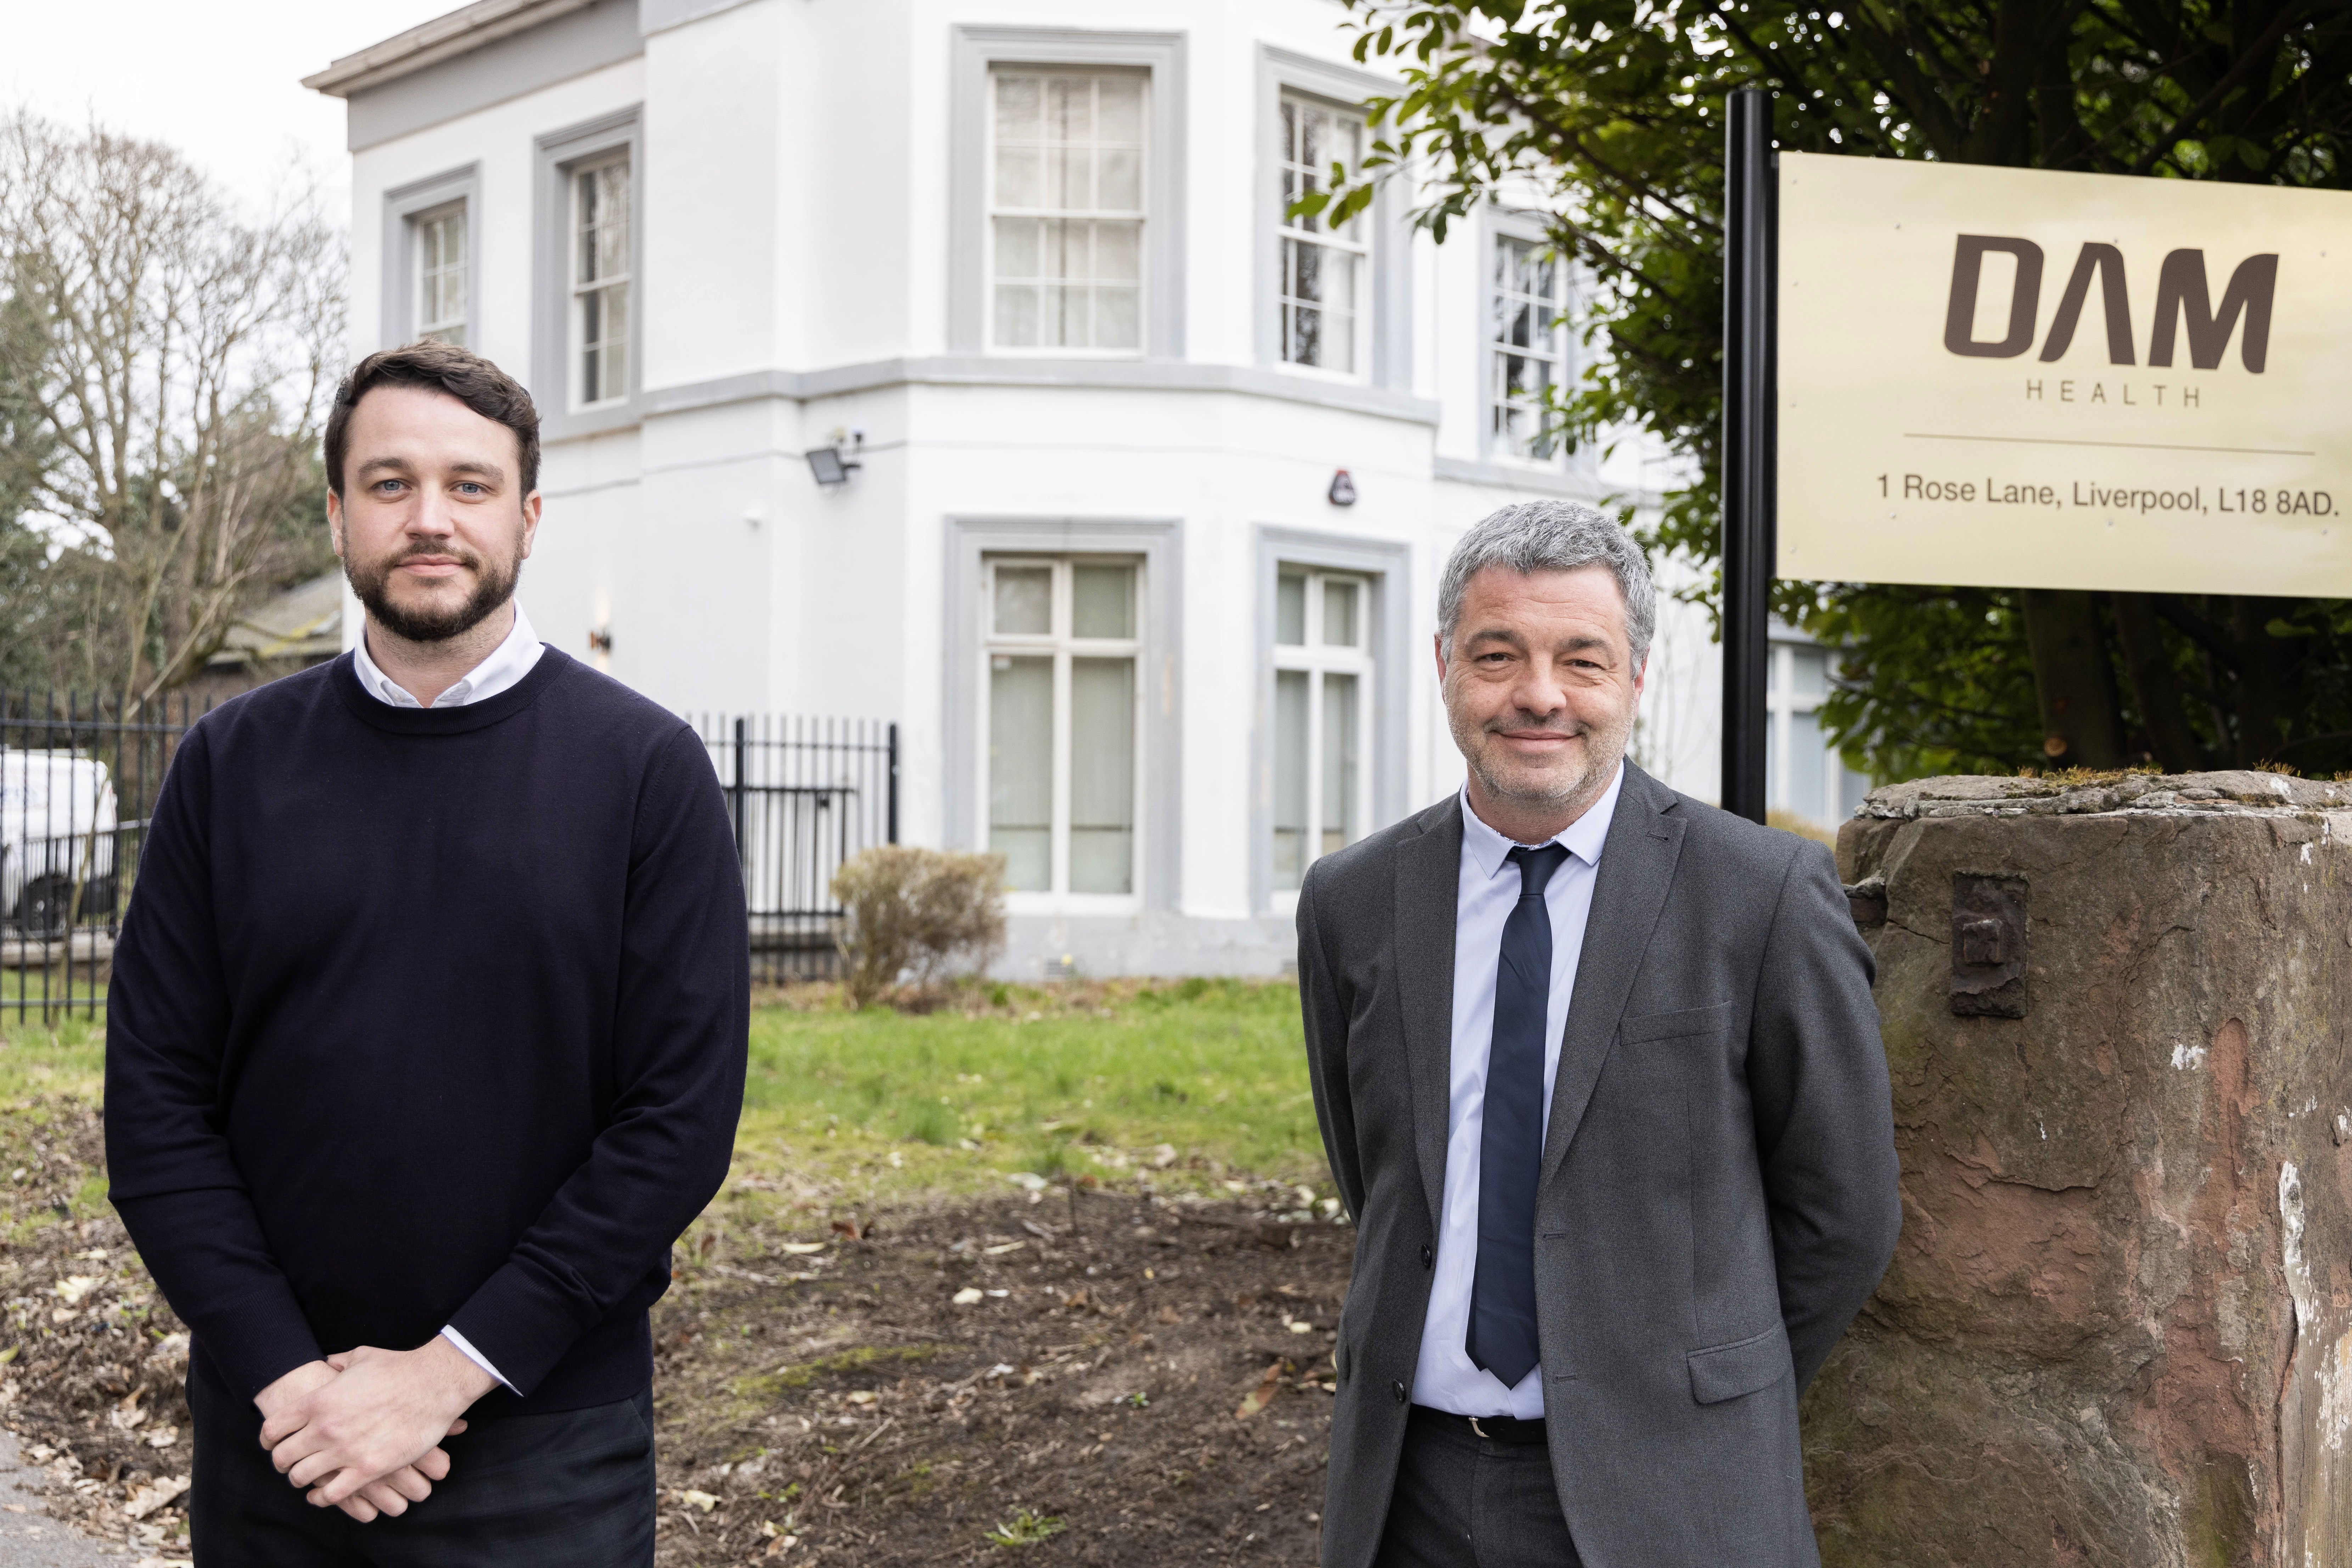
[1469,1416,1490,1439]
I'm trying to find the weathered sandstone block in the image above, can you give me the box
[1812,771,2352,1568]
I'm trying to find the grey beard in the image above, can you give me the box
[1467,746,1598,805]
[1446,698,1628,816]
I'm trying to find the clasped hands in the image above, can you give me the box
[254,1337,497,1522]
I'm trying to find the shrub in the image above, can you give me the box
[831,846,1007,1009]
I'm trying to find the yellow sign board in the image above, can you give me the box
[1776,152,2352,593]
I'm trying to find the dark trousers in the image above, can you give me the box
[1372,1407,1585,1568]
[187,1362,656,1567]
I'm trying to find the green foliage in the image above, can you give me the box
[1337,0,2352,779]
[986,1509,1067,1548]
[1808,586,2042,779]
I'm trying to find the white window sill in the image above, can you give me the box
[1482,450,1568,473]
[1272,360,1371,387]
[1004,892,1145,919]
[982,347,1150,363]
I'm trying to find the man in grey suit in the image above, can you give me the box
[1297,501,1900,1567]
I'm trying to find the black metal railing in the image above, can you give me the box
[1,693,896,1015]
[3,690,214,1021]
[692,714,899,983]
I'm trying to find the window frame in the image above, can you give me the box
[949,27,1187,361]
[943,517,1184,915]
[414,204,470,346]
[1486,215,1572,467]
[1255,46,1412,392]
[380,164,478,353]
[1270,568,1376,897]
[533,106,644,440]
[979,555,1146,905]
[1253,527,1411,914]
[983,66,1151,359]
[567,150,634,409]
[1274,94,1372,380]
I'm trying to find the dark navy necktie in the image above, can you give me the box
[1467,842,1572,1390]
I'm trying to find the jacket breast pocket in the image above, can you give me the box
[1687,1319,1792,1405]
[1618,1000,1734,1045]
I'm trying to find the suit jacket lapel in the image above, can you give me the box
[1539,764,1687,1191]
[1393,795,1462,1235]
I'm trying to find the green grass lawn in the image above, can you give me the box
[0,979,1333,1218]
[0,1009,105,1101]
[729,977,1331,1213]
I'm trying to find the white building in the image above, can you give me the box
[306,0,1856,976]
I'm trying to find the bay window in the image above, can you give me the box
[1272,568,1373,890]
[984,558,1142,898]
[988,69,1146,354]
[1492,233,1566,461]
[571,154,631,407]
[414,206,467,347]
[1277,97,1367,375]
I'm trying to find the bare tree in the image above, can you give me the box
[0,111,342,712]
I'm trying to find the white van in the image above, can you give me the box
[0,752,119,938]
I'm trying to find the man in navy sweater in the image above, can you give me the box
[104,341,748,1563]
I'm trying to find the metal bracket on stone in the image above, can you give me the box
[1949,873,2028,1018]
[1843,873,1887,930]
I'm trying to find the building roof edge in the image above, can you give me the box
[302,0,603,98]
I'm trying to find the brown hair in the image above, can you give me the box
[323,341,541,498]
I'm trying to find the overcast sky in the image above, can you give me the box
[3,0,462,211]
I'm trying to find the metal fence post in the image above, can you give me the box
[1721,86,1778,825]
[887,723,899,845]
[43,686,56,1022]
[730,717,748,871]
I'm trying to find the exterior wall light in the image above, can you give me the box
[805,428,864,487]
[1328,469,1358,506]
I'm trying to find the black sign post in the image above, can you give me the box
[1721,88,1776,825]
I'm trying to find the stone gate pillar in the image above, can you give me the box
[1811,771,2352,1568]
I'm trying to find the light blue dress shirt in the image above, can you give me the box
[1411,762,1623,1418]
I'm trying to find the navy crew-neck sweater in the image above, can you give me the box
[103,649,748,1415]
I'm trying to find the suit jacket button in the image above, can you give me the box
[1392,1380,1408,1405]
[1420,1244,1433,1269]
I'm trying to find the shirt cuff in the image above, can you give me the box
[438,1325,514,1393]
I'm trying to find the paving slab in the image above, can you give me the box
[0,1428,133,1568]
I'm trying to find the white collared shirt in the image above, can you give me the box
[352,602,544,710]
[1412,762,1625,1419]
[350,601,541,1392]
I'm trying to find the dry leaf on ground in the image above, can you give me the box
[1234,1360,1285,1420]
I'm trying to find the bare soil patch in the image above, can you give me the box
[0,1105,1352,1565]
[653,1187,1349,1564]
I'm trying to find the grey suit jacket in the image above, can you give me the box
[1297,764,1899,1568]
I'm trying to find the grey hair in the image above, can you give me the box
[1437,501,1656,668]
